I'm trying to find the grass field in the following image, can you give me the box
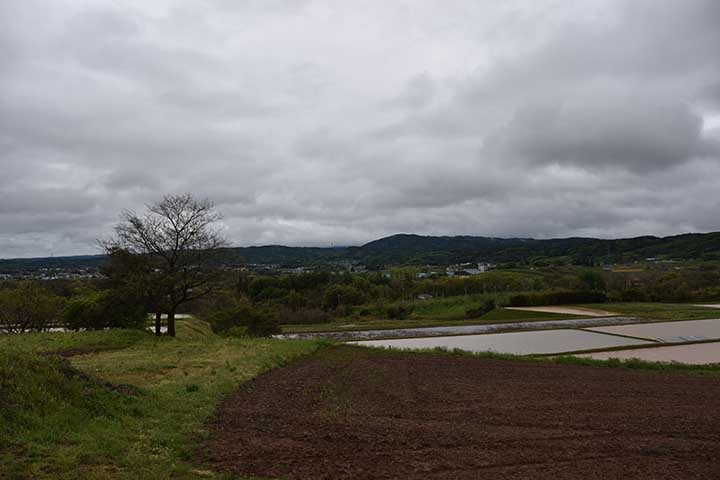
[5,301,720,479]
[1,318,324,480]
[394,294,507,320]
[282,301,720,334]
[282,307,583,333]
[5,311,720,480]
[283,294,587,334]
[579,302,720,320]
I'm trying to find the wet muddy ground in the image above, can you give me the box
[200,346,720,479]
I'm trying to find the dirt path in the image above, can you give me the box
[200,346,720,479]
[505,306,618,316]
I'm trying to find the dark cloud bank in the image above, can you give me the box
[1,0,720,257]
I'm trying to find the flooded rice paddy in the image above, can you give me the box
[351,317,720,364]
[586,318,720,343]
[577,341,720,365]
[282,316,643,340]
[352,329,651,355]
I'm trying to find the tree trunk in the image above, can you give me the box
[155,312,162,336]
[167,310,176,337]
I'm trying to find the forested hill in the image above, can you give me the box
[348,233,720,267]
[2,232,720,272]
[0,255,107,272]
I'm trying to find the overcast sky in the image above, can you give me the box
[2,0,720,258]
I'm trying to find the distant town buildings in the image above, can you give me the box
[416,271,437,279]
[415,262,495,279]
[0,268,101,281]
[446,262,494,277]
[1,258,502,282]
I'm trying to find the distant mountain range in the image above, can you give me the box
[3,232,720,272]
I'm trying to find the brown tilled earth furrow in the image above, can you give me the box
[199,346,720,479]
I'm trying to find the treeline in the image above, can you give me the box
[6,231,720,273]
[199,264,720,330]
[3,262,720,334]
[508,290,608,307]
[605,267,720,303]
[0,280,145,334]
[194,268,608,331]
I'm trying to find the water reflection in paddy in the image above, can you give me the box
[352,329,651,355]
[587,318,720,343]
[577,341,720,365]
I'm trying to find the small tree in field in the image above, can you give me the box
[101,247,165,333]
[0,282,64,333]
[103,193,229,337]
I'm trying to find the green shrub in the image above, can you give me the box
[209,300,281,337]
[254,286,289,302]
[609,288,650,302]
[275,307,331,325]
[323,285,366,310]
[63,290,146,331]
[385,303,414,319]
[508,290,607,307]
[222,326,249,338]
[208,299,261,333]
[246,315,281,337]
[465,299,496,318]
[0,282,64,333]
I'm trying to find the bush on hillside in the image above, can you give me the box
[0,282,64,333]
[508,290,607,307]
[275,307,330,325]
[246,315,281,337]
[608,288,649,302]
[209,300,258,333]
[465,299,496,319]
[385,303,414,320]
[323,285,366,311]
[209,300,281,337]
[63,290,146,331]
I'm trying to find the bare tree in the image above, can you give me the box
[103,193,229,336]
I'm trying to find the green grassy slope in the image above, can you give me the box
[580,303,720,320]
[1,318,323,480]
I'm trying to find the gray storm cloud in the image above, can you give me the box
[1,0,720,257]
[485,92,707,171]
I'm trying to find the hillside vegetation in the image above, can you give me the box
[4,232,720,271]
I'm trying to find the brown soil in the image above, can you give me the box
[200,346,720,479]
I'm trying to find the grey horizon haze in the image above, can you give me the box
[1,0,720,258]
